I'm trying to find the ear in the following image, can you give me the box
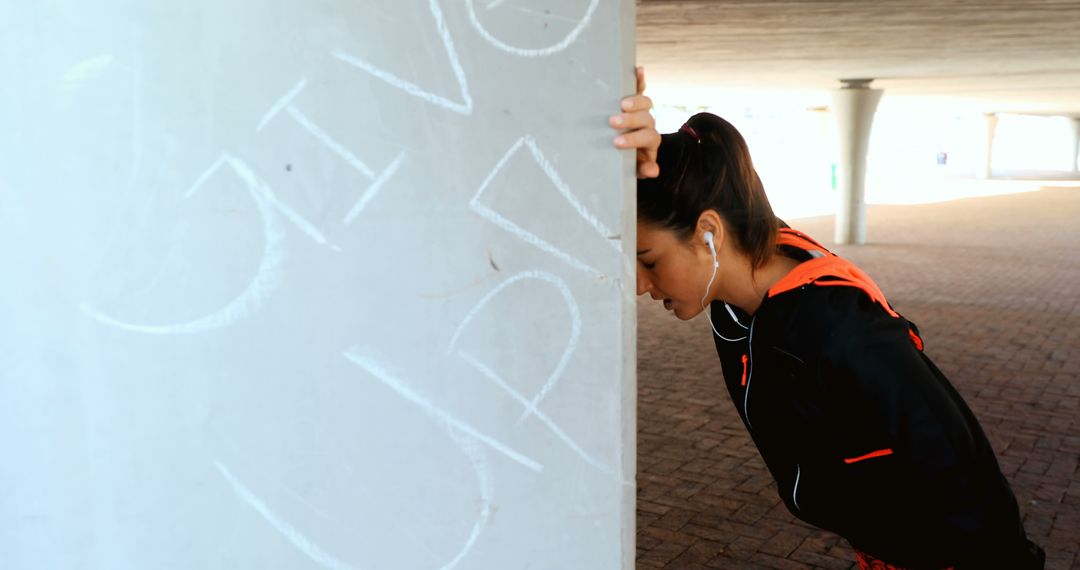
[696,210,724,249]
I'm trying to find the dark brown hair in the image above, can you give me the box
[638,112,779,269]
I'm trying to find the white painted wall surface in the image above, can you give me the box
[0,1,636,568]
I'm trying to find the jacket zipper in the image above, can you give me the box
[742,316,757,429]
[739,318,805,515]
[792,464,802,511]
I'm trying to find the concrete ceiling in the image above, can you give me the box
[637,0,1080,115]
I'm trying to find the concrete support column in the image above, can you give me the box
[3,1,637,567]
[1068,116,1080,173]
[977,113,999,179]
[830,79,883,245]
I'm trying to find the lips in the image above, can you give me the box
[663,299,673,311]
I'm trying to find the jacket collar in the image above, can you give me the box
[766,228,900,319]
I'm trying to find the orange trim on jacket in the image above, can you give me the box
[843,448,895,464]
[768,229,900,319]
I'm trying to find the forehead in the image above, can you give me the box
[637,221,681,252]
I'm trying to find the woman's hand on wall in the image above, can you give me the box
[611,66,660,179]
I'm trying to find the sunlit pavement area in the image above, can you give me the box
[635,185,1080,569]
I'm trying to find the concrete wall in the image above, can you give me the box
[0,1,636,568]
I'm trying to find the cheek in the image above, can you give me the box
[668,264,705,299]
[654,269,684,296]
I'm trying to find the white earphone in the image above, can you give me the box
[704,231,718,267]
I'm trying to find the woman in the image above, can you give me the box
[611,79,1045,569]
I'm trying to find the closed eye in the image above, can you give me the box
[640,260,656,270]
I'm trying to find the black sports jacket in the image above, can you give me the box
[708,228,1044,568]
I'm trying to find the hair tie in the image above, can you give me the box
[680,123,701,144]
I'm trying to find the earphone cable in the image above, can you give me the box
[702,259,747,343]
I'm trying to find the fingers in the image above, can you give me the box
[608,108,655,131]
[637,160,660,179]
[614,127,661,151]
[637,146,659,178]
[619,93,652,114]
[616,65,660,179]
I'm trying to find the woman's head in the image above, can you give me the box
[636,112,779,318]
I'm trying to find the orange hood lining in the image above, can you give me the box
[767,229,900,319]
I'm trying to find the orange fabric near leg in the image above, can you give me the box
[855,549,954,570]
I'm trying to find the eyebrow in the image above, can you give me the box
[636,249,651,255]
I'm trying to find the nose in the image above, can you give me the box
[636,267,654,298]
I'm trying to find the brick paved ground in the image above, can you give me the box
[636,186,1080,569]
